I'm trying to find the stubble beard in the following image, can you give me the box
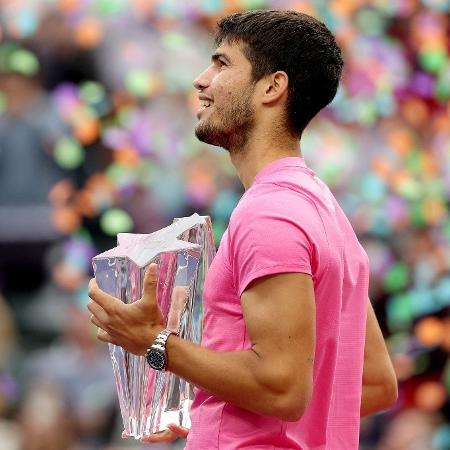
[195,88,255,154]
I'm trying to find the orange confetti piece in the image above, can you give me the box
[114,147,141,167]
[415,317,445,346]
[74,18,104,49]
[51,206,82,235]
[74,120,100,144]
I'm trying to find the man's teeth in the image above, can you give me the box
[201,101,212,107]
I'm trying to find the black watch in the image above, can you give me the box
[145,329,175,371]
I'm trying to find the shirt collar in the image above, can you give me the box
[254,156,308,183]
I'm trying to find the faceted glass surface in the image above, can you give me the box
[92,215,215,439]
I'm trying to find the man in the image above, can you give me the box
[88,10,398,449]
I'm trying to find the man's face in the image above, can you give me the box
[193,41,256,152]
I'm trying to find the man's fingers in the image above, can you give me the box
[123,424,188,442]
[167,423,189,437]
[142,263,158,303]
[88,278,121,313]
[122,429,177,442]
[87,300,109,325]
[140,429,177,443]
[123,428,181,443]
[97,328,115,344]
[90,314,103,330]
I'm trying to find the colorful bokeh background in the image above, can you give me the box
[0,0,449,449]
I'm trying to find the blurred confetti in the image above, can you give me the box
[0,1,449,448]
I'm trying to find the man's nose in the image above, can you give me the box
[193,66,211,90]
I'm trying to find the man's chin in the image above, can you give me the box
[194,124,227,149]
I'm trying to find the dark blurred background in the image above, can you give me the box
[0,0,449,449]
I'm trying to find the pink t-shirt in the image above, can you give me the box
[185,156,369,450]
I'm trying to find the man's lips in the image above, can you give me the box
[196,94,214,119]
[196,102,213,119]
[198,94,213,103]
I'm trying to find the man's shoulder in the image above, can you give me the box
[227,181,322,245]
[233,180,318,220]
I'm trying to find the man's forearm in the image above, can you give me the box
[166,335,309,421]
[88,267,314,421]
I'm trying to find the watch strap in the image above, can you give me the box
[145,328,177,371]
[151,328,174,350]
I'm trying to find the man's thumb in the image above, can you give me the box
[142,263,158,301]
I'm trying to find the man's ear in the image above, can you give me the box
[261,71,289,105]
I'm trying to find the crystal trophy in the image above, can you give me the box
[92,214,216,439]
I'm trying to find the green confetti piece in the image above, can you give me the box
[100,208,133,236]
[435,80,450,101]
[317,164,342,187]
[419,49,448,73]
[125,70,154,98]
[212,220,226,246]
[80,81,106,104]
[9,49,39,75]
[387,292,413,331]
[409,201,427,228]
[162,32,186,49]
[106,162,136,185]
[384,262,409,292]
[355,8,387,36]
[414,351,431,375]
[54,138,85,169]
[0,42,17,70]
[94,0,127,15]
[358,102,378,126]
[435,65,450,102]
[74,227,93,243]
[398,178,422,200]
[423,179,445,197]
[406,149,423,173]
[242,0,266,9]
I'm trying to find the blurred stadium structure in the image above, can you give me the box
[0,0,449,449]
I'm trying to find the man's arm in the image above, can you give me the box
[360,300,398,417]
[88,266,315,421]
[167,271,315,421]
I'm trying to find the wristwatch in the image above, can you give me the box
[145,328,176,371]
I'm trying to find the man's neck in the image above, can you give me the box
[229,130,302,190]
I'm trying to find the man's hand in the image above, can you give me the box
[134,424,189,443]
[87,263,164,355]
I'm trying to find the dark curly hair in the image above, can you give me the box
[215,10,344,137]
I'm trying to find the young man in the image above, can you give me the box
[88,10,398,449]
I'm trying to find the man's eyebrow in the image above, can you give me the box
[211,52,231,64]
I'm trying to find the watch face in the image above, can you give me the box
[147,349,166,370]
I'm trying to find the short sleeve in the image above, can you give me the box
[228,189,315,297]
